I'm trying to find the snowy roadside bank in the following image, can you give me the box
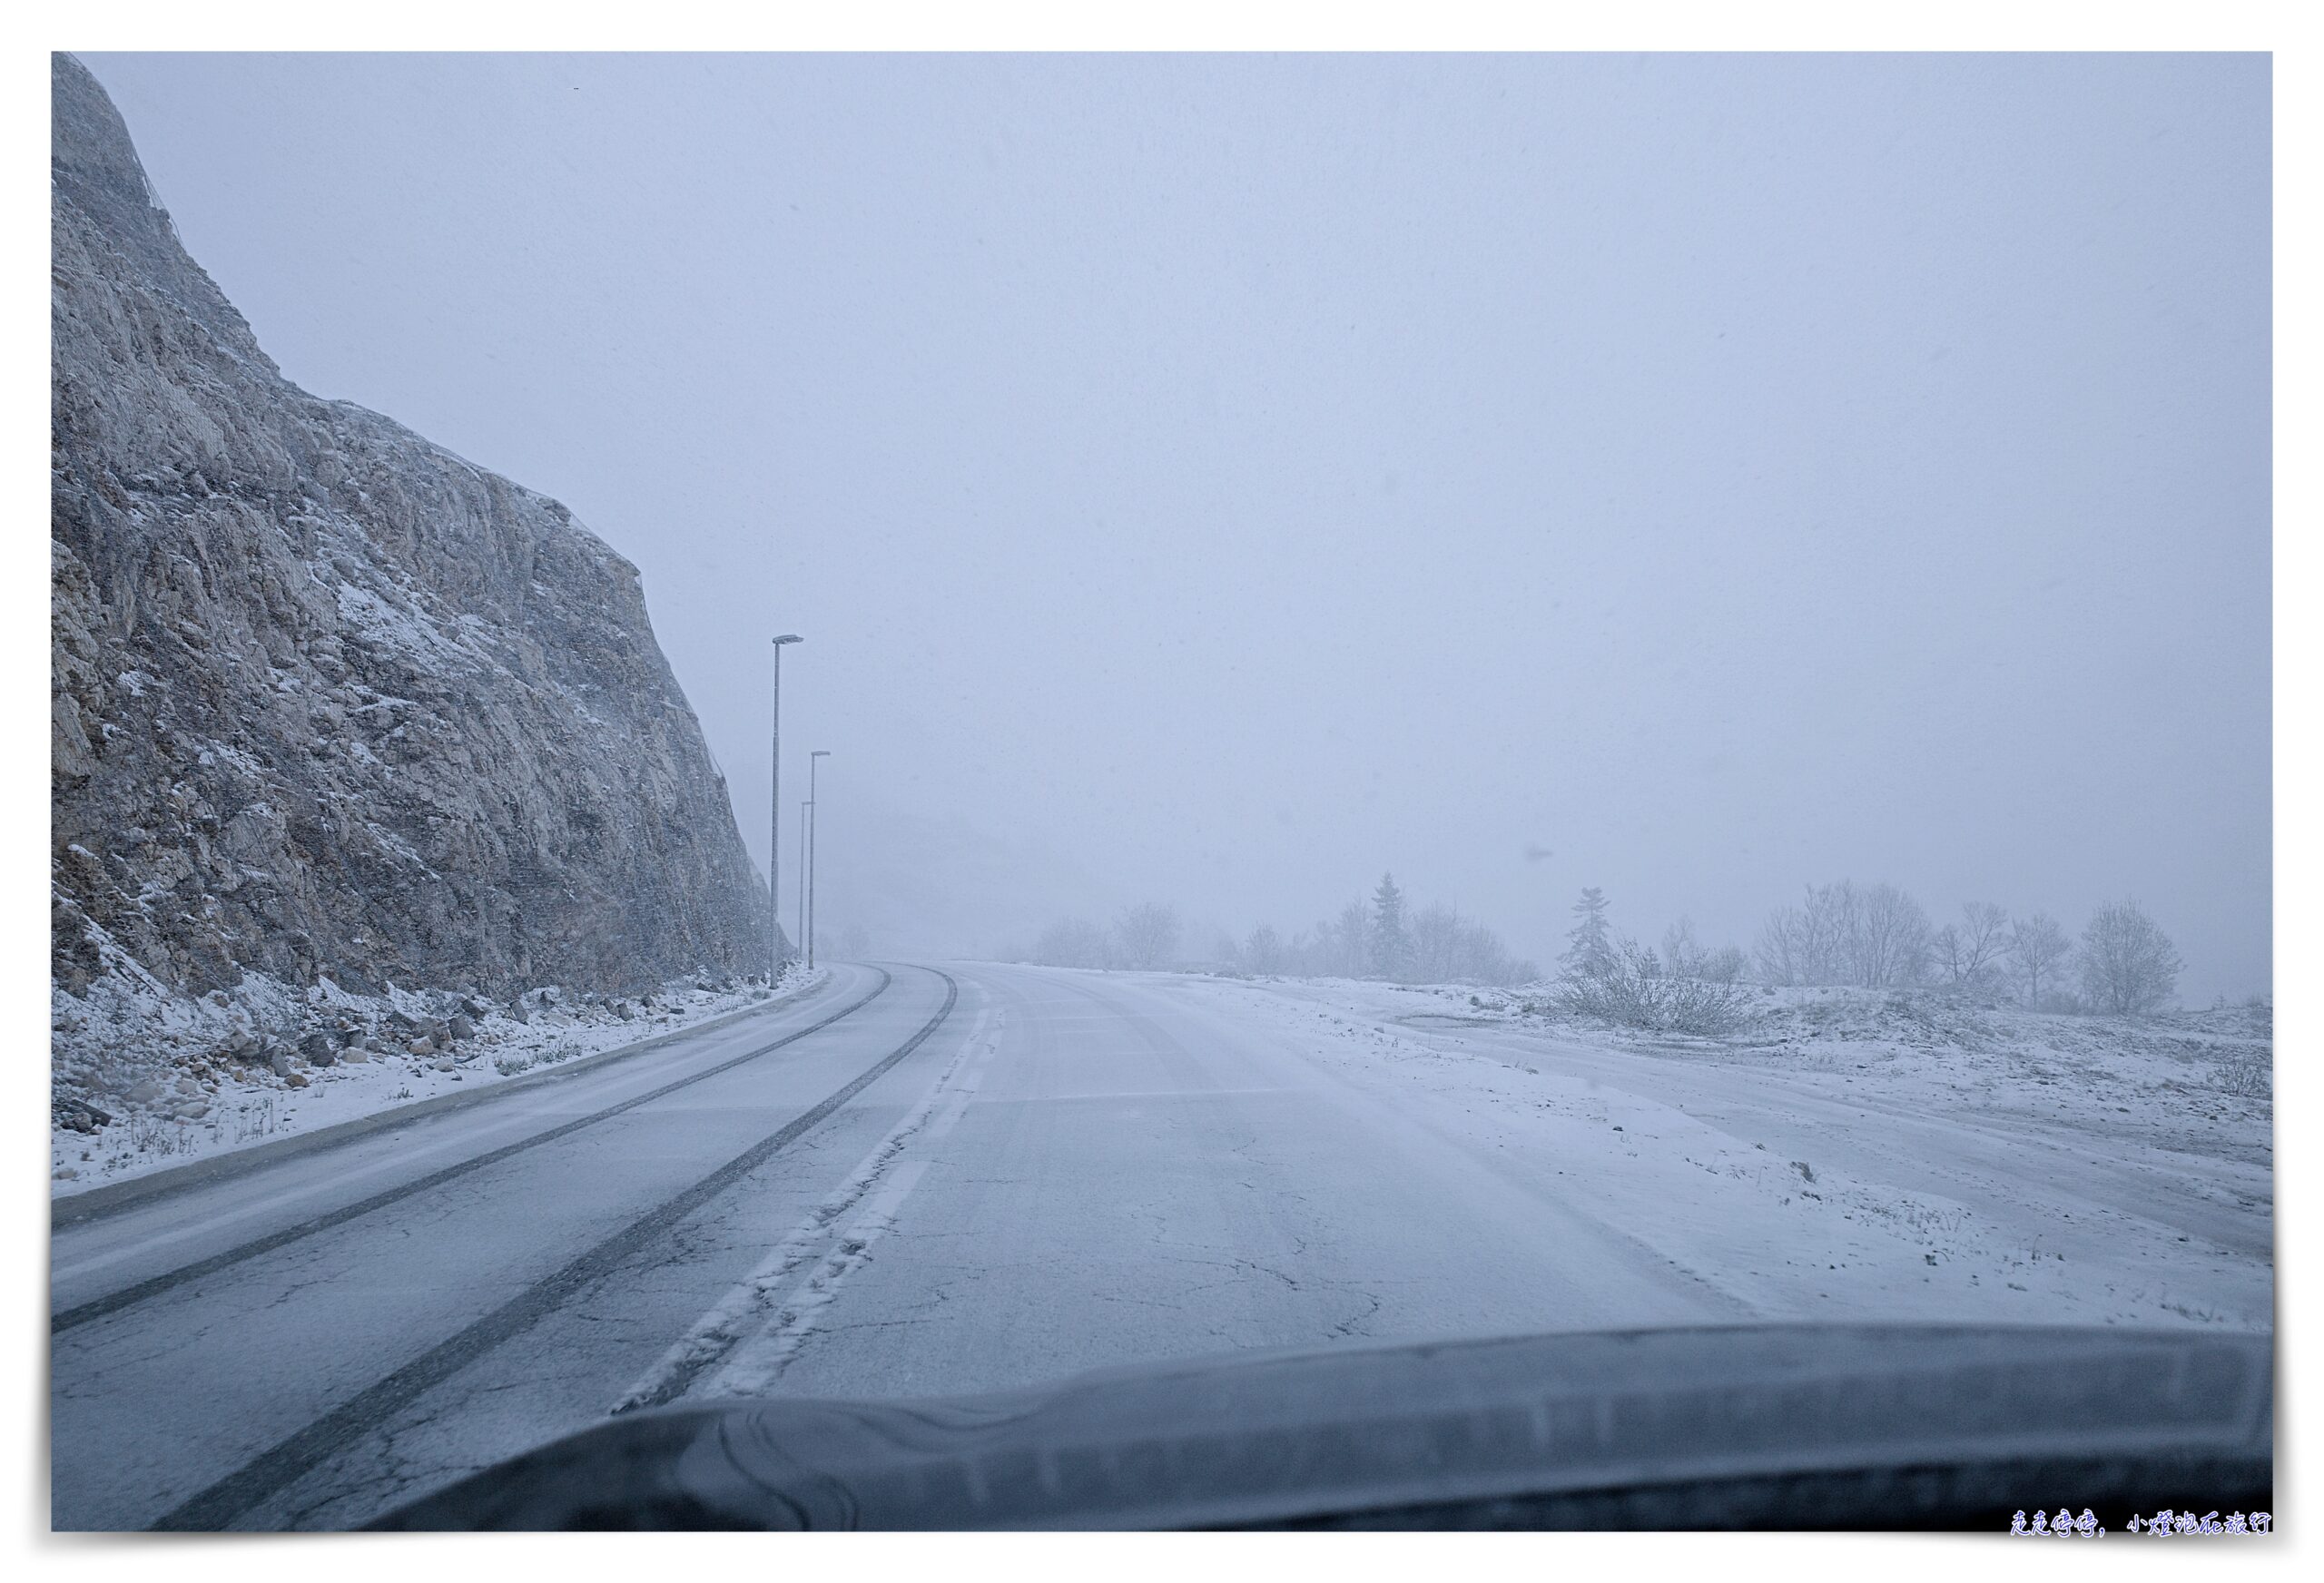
[1133,970,2275,1333]
[50,963,830,1200]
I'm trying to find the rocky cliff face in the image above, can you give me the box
[51,54,773,1033]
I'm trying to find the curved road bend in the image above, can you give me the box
[52,961,1728,1531]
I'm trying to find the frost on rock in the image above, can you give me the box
[50,53,783,1166]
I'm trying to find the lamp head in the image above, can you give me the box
[773,634,803,646]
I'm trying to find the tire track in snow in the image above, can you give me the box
[57,969,899,1336]
[148,968,959,1532]
[623,1007,1008,1406]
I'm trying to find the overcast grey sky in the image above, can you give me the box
[79,52,2270,997]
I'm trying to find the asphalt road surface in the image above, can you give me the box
[51,960,1743,1530]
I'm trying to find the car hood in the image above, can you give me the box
[374,1323,2272,1529]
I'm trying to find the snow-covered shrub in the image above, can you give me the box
[1553,937,1749,1036]
[2212,1049,2270,1099]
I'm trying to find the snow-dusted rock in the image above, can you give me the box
[50,56,774,1056]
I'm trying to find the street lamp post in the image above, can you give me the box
[769,634,803,981]
[807,750,831,969]
[797,799,811,968]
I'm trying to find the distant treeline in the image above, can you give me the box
[1555,880,2190,1034]
[1002,875,1541,988]
[1001,873,2195,1023]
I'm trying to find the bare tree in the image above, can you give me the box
[1846,881,1934,987]
[1033,916,1111,969]
[1756,880,1930,987]
[1933,924,1965,984]
[1244,923,1285,975]
[1410,903,1463,984]
[2004,912,2073,1010]
[1935,903,2012,989]
[1403,902,1537,987]
[2078,900,2182,1015]
[1755,904,1811,986]
[1657,916,1744,985]
[1697,943,1746,984]
[1956,902,2011,983]
[1111,902,1180,970]
[1757,882,1847,985]
[1463,921,1540,987]
[1660,916,1704,978]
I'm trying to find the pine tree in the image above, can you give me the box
[1370,872,1413,980]
[1562,887,1613,977]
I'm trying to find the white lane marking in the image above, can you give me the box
[610,1006,1005,1413]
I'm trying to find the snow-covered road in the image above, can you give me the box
[49,961,2270,1530]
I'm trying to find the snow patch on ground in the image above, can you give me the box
[50,962,829,1199]
[1149,972,2273,1334]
